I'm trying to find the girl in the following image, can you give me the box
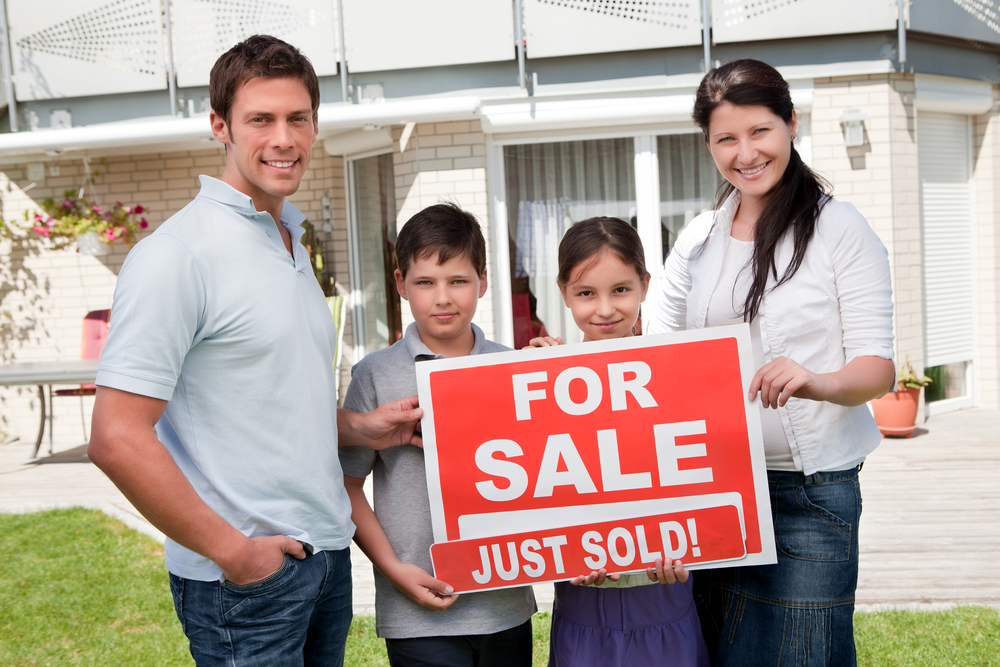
[647,59,895,666]
[529,216,710,667]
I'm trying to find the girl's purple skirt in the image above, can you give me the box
[548,577,710,666]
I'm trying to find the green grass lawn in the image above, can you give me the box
[1,509,997,666]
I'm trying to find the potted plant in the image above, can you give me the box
[871,355,932,438]
[26,191,148,254]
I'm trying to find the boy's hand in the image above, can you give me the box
[385,562,458,610]
[570,568,620,586]
[339,396,423,449]
[646,558,689,585]
[524,336,563,349]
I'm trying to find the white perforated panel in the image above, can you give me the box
[171,0,341,88]
[342,0,514,73]
[910,0,1000,46]
[712,0,896,43]
[951,0,1000,32]
[9,0,167,101]
[524,0,701,59]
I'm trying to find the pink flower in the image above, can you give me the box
[45,218,56,228]
[33,214,42,221]
[61,200,73,211]
[139,219,148,229]
[115,201,123,207]
[105,229,115,240]
[33,225,49,237]
[92,205,102,214]
[133,204,144,214]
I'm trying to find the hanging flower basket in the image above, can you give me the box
[75,230,112,256]
[26,191,148,251]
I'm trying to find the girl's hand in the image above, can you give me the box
[646,558,689,585]
[749,356,833,408]
[524,335,563,349]
[570,568,620,586]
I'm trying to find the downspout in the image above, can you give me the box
[337,0,349,103]
[515,0,526,89]
[0,0,18,131]
[164,0,177,115]
[701,0,711,72]
[897,0,907,68]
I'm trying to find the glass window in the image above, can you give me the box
[924,361,969,404]
[352,153,402,353]
[657,134,721,261]
[504,139,636,349]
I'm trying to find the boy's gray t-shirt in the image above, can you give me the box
[340,323,536,639]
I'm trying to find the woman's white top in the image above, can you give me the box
[647,191,895,476]
[705,236,796,470]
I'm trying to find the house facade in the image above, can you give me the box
[0,0,997,446]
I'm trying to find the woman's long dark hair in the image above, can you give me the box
[693,59,831,322]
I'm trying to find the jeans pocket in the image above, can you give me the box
[222,554,293,593]
[776,482,854,562]
[168,574,186,634]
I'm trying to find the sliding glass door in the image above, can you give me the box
[500,132,720,348]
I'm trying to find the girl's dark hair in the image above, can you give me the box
[557,217,648,286]
[693,58,831,322]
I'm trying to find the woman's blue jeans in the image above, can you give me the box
[169,548,353,667]
[695,466,862,667]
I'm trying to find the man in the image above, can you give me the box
[88,35,420,666]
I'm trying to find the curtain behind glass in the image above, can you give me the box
[353,153,402,353]
[504,139,636,348]
[657,134,722,261]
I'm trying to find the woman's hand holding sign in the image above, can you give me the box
[749,356,895,408]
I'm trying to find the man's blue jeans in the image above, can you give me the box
[169,548,352,667]
[695,466,863,667]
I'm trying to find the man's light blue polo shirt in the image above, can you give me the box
[97,176,354,582]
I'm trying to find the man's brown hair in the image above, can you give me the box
[395,203,487,278]
[210,35,320,128]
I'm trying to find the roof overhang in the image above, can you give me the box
[0,96,481,159]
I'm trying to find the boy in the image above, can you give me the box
[340,203,536,666]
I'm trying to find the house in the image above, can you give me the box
[0,0,996,446]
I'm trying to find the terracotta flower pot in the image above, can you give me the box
[871,386,921,438]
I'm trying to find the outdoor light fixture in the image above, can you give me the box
[841,109,868,147]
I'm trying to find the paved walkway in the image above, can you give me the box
[2,408,998,613]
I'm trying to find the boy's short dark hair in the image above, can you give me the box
[210,35,320,127]
[395,203,487,278]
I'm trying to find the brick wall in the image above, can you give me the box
[391,120,495,340]
[810,74,923,409]
[0,145,347,449]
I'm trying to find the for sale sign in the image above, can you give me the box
[416,324,775,593]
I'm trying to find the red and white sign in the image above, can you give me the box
[417,324,775,593]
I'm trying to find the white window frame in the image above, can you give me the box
[486,125,701,348]
[922,114,978,417]
[345,145,396,362]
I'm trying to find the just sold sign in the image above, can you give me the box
[416,324,775,593]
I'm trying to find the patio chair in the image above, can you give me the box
[47,309,110,450]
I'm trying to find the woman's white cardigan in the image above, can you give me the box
[646,191,895,475]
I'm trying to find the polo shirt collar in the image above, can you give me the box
[196,174,306,228]
[404,322,490,361]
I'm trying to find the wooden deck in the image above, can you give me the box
[856,408,1000,608]
[2,408,998,611]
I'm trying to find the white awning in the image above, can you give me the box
[0,96,481,157]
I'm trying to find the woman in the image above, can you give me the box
[646,59,895,666]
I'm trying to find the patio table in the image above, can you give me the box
[0,360,101,458]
